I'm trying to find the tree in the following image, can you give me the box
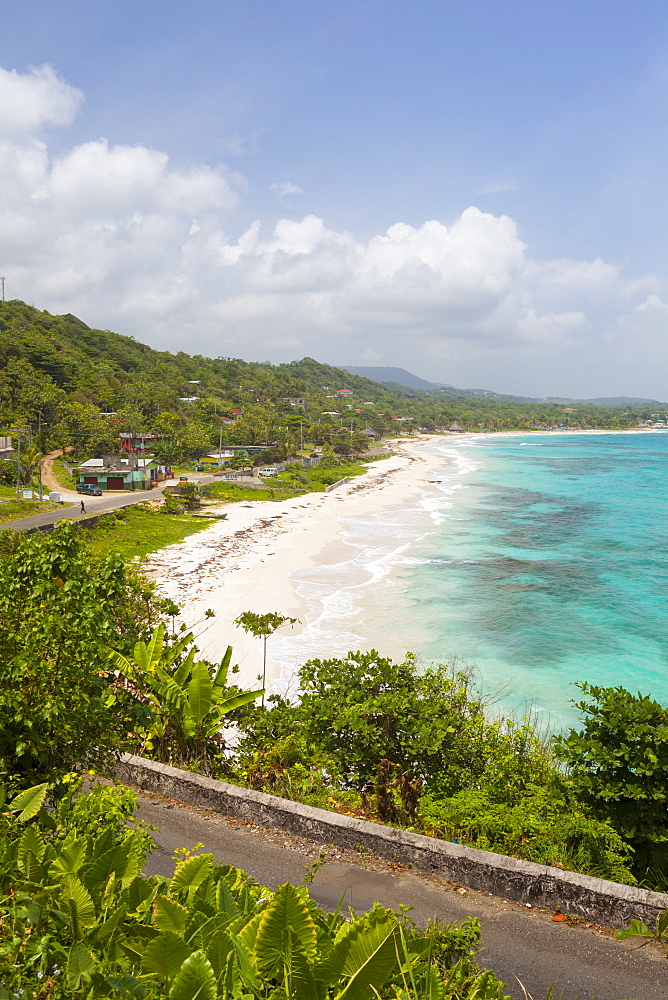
[109,625,263,772]
[553,683,668,871]
[234,611,298,707]
[0,523,163,787]
[287,651,483,820]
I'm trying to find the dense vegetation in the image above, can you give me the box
[0,779,509,999]
[2,304,667,994]
[227,653,667,890]
[0,524,666,995]
[0,301,659,471]
[0,527,512,998]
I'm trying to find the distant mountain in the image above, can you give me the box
[342,366,446,391]
[545,396,667,408]
[343,366,531,401]
[343,366,667,408]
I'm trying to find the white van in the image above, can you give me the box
[258,467,278,478]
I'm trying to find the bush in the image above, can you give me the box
[0,523,163,788]
[420,787,636,884]
[553,683,668,882]
[0,780,508,999]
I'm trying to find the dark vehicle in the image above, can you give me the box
[76,484,103,496]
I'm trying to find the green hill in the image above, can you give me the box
[0,300,400,411]
[0,300,658,463]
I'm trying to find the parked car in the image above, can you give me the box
[76,483,103,496]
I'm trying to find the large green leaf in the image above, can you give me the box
[153,895,189,934]
[217,688,264,714]
[142,930,194,982]
[143,624,166,670]
[169,950,217,1000]
[205,929,234,980]
[254,882,318,980]
[18,824,46,863]
[230,937,262,992]
[60,874,97,929]
[211,646,233,694]
[203,689,264,737]
[150,667,190,714]
[52,837,87,875]
[215,877,240,917]
[172,648,197,689]
[92,903,128,946]
[320,911,399,1000]
[66,941,96,989]
[172,854,214,898]
[85,841,144,889]
[9,782,48,822]
[188,660,213,725]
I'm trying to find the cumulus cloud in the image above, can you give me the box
[0,64,83,136]
[271,181,303,196]
[0,63,666,396]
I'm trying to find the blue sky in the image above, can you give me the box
[1,1,668,396]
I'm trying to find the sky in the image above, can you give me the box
[2,0,668,398]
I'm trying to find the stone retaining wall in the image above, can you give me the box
[116,754,668,928]
[27,510,117,534]
[325,477,350,492]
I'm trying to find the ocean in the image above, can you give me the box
[273,433,668,729]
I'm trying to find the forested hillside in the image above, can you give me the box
[0,300,658,464]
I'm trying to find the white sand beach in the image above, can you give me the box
[144,438,447,692]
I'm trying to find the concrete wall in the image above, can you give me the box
[27,510,124,535]
[115,754,668,928]
[325,477,350,492]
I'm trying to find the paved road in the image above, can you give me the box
[133,790,668,1000]
[0,473,216,533]
[0,486,167,532]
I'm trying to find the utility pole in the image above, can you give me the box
[37,411,43,500]
[0,277,4,302]
[15,429,21,501]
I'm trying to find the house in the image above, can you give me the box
[76,455,168,491]
[280,397,306,409]
[198,451,235,468]
[221,443,274,455]
[447,423,465,432]
[179,397,199,404]
[0,436,14,461]
[361,427,377,438]
[118,432,161,454]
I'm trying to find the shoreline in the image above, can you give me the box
[143,437,447,691]
[144,426,665,698]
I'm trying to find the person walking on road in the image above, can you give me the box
[80,500,86,514]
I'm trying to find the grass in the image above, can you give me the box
[76,457,372,560]
[0,484,69,525]
[205,458,369,505]
[204,480,303,503]
[51,456,78,490]
[82,505,216,561]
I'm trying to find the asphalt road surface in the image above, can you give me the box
[132,789,668,1000]
[0,474,214,533]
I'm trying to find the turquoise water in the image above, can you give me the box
[406,433,668,727]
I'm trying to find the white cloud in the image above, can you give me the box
[0,64,83,137]
[0,63,666,396]
[271,181,303,197]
